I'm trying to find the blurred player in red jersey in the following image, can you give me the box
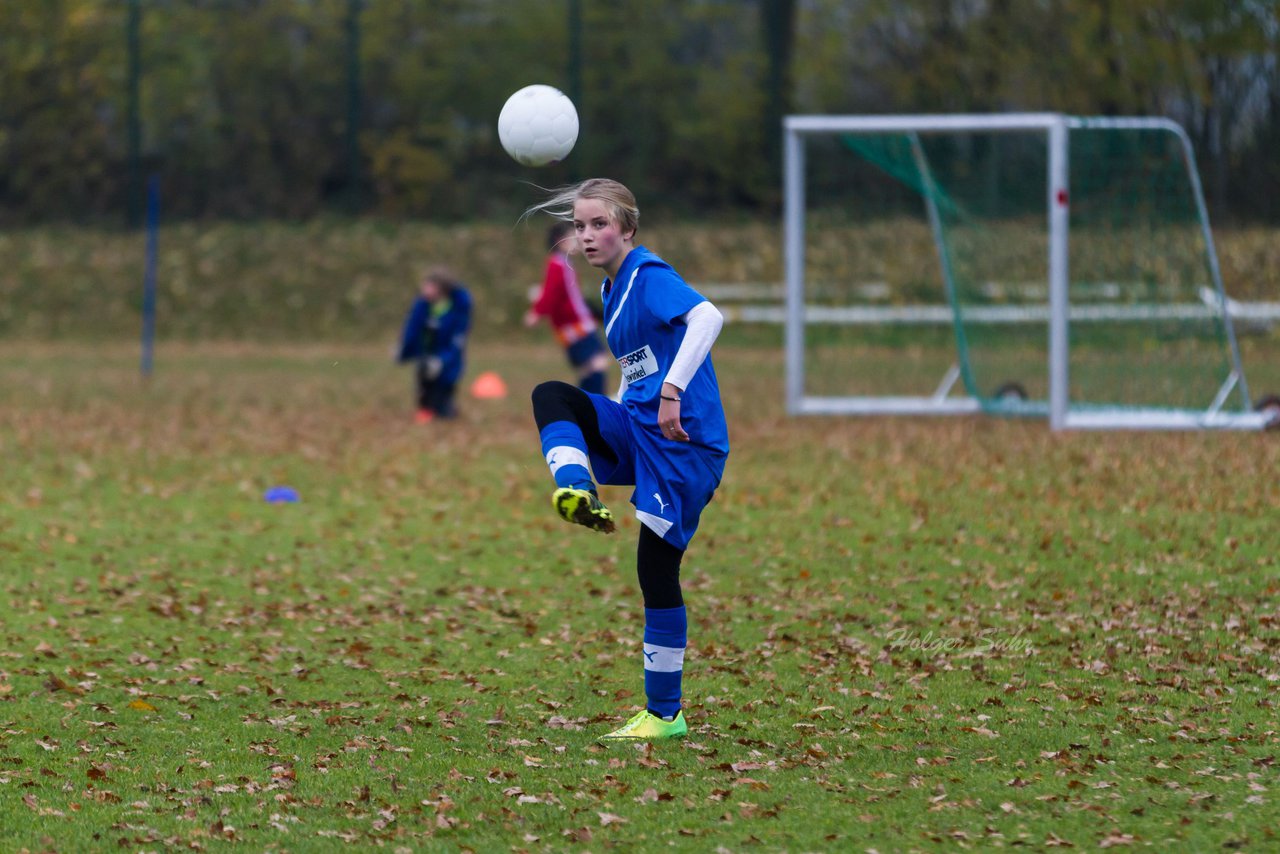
[524,221,609,394]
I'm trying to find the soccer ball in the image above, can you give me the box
[497,85,579,167]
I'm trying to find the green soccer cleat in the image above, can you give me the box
[598,709,687,743]
[552,487,616,534]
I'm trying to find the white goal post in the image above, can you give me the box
[782,113,1273,431]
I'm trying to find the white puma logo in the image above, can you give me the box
[653,492,668,514]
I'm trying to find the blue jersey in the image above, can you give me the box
[601,247,729,459]
[396,287,472,385]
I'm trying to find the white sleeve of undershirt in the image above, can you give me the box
[663,301,724,392]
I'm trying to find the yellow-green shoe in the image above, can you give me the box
[552,487,616,534]
[598,709,687,742]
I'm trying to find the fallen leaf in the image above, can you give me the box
[1099,832,1135,848]
[44,674,84,695]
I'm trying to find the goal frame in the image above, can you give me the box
[782,113,1268,431]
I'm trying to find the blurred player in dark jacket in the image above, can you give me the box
[397,267,472,423]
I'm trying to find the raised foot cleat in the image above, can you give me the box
[552,487,616,534]
[598,709,687,742]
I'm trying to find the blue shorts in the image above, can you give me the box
[565,332,604,367]
[586,393,726,550]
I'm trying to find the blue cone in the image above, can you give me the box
[263,486,300,503]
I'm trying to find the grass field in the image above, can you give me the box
[2,339,1279,852]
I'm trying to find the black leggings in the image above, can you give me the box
[532,380,684,610]
[637,524,684,609]
[416,362,456,416]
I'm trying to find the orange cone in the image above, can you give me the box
[469,371,508,400]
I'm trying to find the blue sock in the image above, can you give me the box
[539,420,595,492]
[579,371,605,395]
[643,606,686,719]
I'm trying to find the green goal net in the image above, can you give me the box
[783,114,1267,430]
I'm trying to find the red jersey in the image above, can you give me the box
[529,252,598,346]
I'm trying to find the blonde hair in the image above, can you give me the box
[523,178,640,239]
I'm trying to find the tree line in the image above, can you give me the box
[1,0,1277,224]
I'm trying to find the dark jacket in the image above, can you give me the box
[396,286,472,385]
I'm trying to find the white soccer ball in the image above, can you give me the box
[497,85,579,167]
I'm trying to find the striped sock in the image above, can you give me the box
[643,605,686,719]
[539,420,595,492]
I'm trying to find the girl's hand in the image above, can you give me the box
[658,382,689,442]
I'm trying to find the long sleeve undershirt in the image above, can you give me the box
[664,301,723,391]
